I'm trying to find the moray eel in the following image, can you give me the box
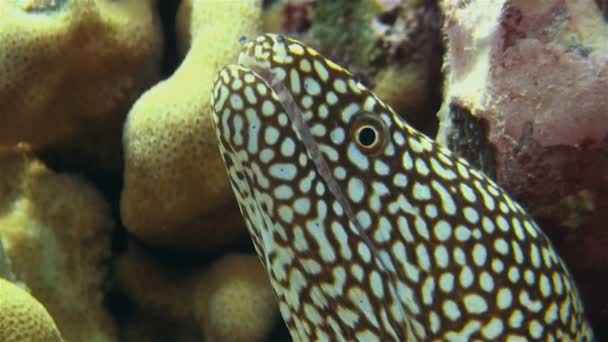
[210,34,594,341]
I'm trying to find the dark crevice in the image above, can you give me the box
[446,103,496,180]
[158,0,182,77]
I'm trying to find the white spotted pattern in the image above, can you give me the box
[210,34,593,342]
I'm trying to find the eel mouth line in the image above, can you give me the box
[237,41,410,338]
[237,57,363,241]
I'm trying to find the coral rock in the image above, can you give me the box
[0,149,117,341]
[438,0,608,331]
[0,0,162,147]
[0,278,63,342]
[121,0,262,252]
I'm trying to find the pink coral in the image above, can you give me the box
[438,0,608,331]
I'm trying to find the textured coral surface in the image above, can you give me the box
[193,254,279,342]
[0,0,162,147]
[438,0,608,333]
[263,0,443,132]
[0,278,63,342]
[0,149,116,341]
[0,0,604,340]
[120,0,261,252]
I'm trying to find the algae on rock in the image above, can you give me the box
[311,0,384,76]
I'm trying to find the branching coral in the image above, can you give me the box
[0,0,162,148]
[0,149,116,341]
[121,0,262,252]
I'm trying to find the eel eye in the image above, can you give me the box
[350,113,387,156]
[356,126,378,147]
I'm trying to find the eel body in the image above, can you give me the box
[210,33,594,341]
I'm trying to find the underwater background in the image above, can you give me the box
[0,0,606,341]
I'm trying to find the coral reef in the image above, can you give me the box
[115,245,278,341]
[263,0,443,131]
[370,0,443,128]
[0,0,162,148]
[120,0,262,252]
[0,0,603,340]
[0,149,116,341]
[0,278,63,342]
[438,0,608,330]
[311,0,382,74]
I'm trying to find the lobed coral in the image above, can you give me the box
[0,149,116,341]
[0,278,63,342]
[438,0,608,331]
[0,0,162,148]
[115,245,278,341]
[120,0,262,253]
[194,254,279,342]
[1,0,604,340]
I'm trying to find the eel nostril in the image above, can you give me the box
[239,36,251,46]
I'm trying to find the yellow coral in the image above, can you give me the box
[121,0,262,252]
[194,254,279,342]
[115,246,278,341]
[175,0,193,57]
[0,0,162,147]
[0,150,116,341]
[0,278,63,342]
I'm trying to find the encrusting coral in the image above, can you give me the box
[0,0,162,148]
[0,278,63,342]
[121,0,262,252]
[0,149,117,341]
[438,0,608,329]
[115,245,278,341]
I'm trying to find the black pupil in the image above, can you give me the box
[358,126,377,146]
